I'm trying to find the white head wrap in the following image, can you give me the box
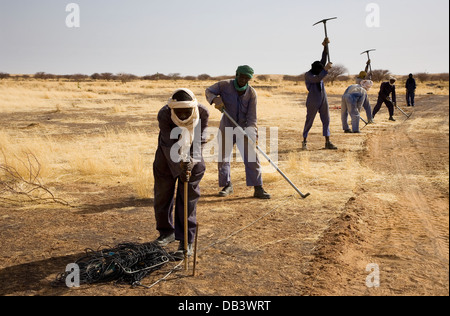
[360,80,374,91]
[168,88,200,149]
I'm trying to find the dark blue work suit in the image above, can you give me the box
[303,49,331,139]
[373,82,396,118]
[153,104,209,244]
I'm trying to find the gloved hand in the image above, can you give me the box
[212,97,225,113]
[180,158,194,183]
[324,62,333,71]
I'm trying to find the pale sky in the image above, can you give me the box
[0,0,449,76]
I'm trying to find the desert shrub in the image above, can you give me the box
[371,69,391,82]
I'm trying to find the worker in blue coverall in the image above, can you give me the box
[302,38,337,151]
[341,80,374,133]
[206,65,271,200]
[153,88,209,258]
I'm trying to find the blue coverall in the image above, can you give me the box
[153,103,209,244]
[303,49,331,139]
[206,80,263,187]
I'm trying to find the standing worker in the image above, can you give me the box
[341,80,374,133]
[206,65,271,200]
[406,73,417,107]
[153,88,209,259]
[302,38,337,151]
[372,77,397,122]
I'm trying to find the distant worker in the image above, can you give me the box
[341,80,374,133]
[153,88,209,258]
[302,37,337,151]
[372,77,397,122]
[206,65,271,200]
[356,60,372,84]
[406,73,417,107]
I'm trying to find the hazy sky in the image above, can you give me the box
[0,0,449,76]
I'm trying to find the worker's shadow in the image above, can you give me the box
[0,252,84,296]
[76,197,154,215]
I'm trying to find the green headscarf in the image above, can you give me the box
[236,65,254,79]
[234,65,254,92]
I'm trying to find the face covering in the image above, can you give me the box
[168,88,200,147]
[311,61,324,75]
[233,78,248,92]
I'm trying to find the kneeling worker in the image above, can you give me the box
[153,88,209,258]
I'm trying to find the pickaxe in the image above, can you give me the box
[313,17,337,63]
[361,49,376,76]
[222,110,311,199]
[395,103,413,119]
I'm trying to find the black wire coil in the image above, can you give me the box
[54,242,173,287]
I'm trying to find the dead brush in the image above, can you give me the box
[0,149,70,207]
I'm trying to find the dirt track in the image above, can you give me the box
[0,94,448,296]
[302,95,449,295]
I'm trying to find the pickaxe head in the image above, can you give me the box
[361,49,376,55]
[313,17,337,26]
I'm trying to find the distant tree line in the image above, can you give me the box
[0,71,448,82]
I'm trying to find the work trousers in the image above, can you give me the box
[153,151,205,244]
[406,90,415,106]
[218,125,263,188]
[341,95,361,132]
[303,97,331,139]
[373,97,394,118]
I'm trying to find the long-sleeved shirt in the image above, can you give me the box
[343,84,370,110]
[406,78,417,91]
[155,103,209,178]
[305,49,329,107]
[378,82,397,103]
[205,80,258,130]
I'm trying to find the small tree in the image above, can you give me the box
[0,72,10,79]
[415,72,430,83]
[371,69,391,82]
[197,74,211,81]
[325,64,348,84]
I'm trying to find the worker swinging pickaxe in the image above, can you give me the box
[361,49,376,77]
[313,17,337,63]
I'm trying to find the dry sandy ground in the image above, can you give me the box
[0,82,448,296]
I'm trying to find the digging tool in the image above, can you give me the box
[395,103,412,119]
[192,223,199,277]
[313,17,337,63]
[222,110,311,199]
[360,117,369,126]
[361,49,376,76]
[183,169,191,271]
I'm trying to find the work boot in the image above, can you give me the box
[344,129,353,133]
[389,116,396,122]
[254,186,271,199]
[368,119,375,124]
[219,182,233,197]
[302,141,308,151]
[155,233,175,247]
[325,141,338,150]
[172,242,193,261]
